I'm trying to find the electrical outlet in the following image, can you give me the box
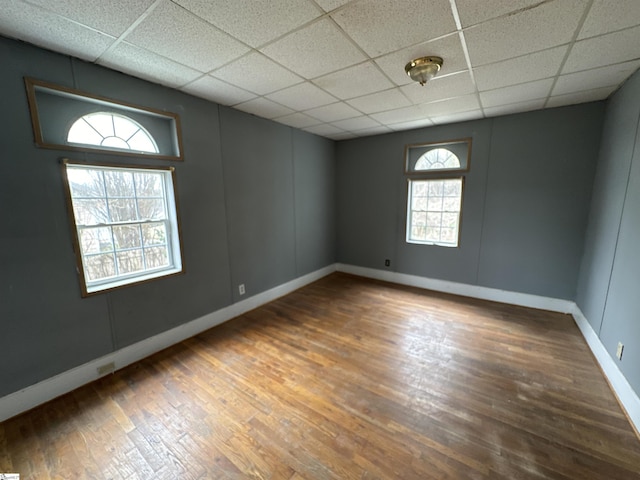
[616,342,624,360]
[97,362,115,376]
[238,284,245,295]
[385,259,390,267]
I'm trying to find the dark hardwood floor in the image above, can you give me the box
[2,273,640,479]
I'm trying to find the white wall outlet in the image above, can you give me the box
[238,284,245,295]
[616,342,624,360]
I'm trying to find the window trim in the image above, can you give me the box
[404,137,472,175]
[61,158,185,297]
[25,77,184,161]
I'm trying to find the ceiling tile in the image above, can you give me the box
[304,124,347,137]
[331,0,456,57]
[315,0,352,12]
[347,88,412,114]
[553,61,640,96]
[351,125,393,136]
[314,62,394,100]
[455,0,546,28]
[305,102,361,122]
[375,34,468,86]
[430,110,483,125]
[181,75,257,105]
[484,99,546,118]
[234,97,295,119]
[25,0,157,37]
[261,18,366,79]
[546,87,617,109]
[266,82,337,110]
[421,94,481,117]
[99,42,201,88]
[563,26,640,74]
[125,1,249,73]
[464,0,586,67]
[331,116,381,131]
[0,1,115,62]
[273,113,321,129]
[480,78,554,108]
[401,71,476,104]
[388,118,434,131]
[579,0,640,39]
[370,104,433,124]
[211,52,303,95]
[174,0,321,47]
[473,46,568,92]
[332,131,359,140]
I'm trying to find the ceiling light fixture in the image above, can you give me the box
[405,56,443,86]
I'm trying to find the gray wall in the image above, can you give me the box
[337,104,604,299]
[577,69,640,397]
[0,36,336,397]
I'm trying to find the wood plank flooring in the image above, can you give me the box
[1,272,640,479]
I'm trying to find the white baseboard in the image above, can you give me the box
[0,265,336,422]
[336,263,575,313]
[571,305,640,435]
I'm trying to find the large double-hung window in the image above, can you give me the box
[63,161,183,295]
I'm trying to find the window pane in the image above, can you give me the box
[84,113,115,138]
[113,114,140,140]
[68,119,104,146]
[145,246,170,269]
[73,199,109,225]
[79,227,113,255]
[84,253,116,281]
[128,129,158,153]
[427,196,443,211]
[137,199,166,220]
[142,223,167,246]
[135,172,163,197]
[104,170,135,197]
[67,168,105,198]
[113,225,142,250]
[108,199,138,222]
[117,249,144,274]
[443,197,461,211]
[102,136,130,149]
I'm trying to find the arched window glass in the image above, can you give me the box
[68,112,159,154]
[415,148,460,171]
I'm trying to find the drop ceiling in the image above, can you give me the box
[2,0,640,140]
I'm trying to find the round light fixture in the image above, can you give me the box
[404,56,443,86]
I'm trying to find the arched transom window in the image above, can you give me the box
[415,148,460,171]
[68,112,159,153]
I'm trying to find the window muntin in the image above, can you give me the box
[407,178,463,247]
[68,112,159,154]
[63,161,183,295]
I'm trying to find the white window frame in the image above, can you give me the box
[404,139,471,248]
[62,159,184,296]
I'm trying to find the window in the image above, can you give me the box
[25,77,184,160]
[68,112,159,153]
[62,160,183,296]
[405,140,471,248]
